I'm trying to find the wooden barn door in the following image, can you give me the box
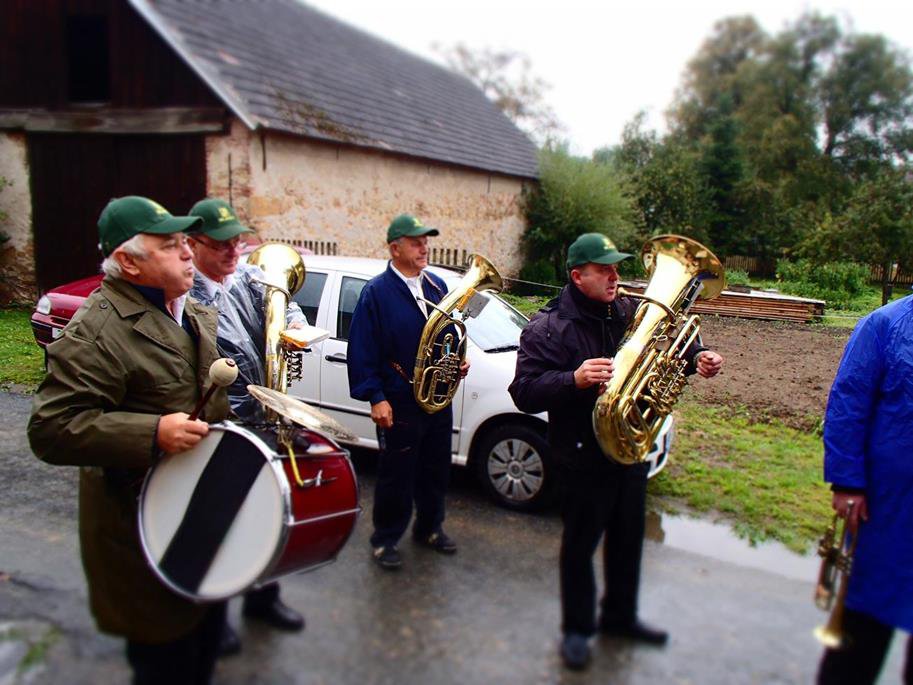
[28,133,206,292]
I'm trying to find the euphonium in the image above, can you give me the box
[413,254,503,414]
[814,501,859,648]
[245,243,306,399]
[593,234,725,464]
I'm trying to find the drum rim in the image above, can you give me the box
[138,421,293,602]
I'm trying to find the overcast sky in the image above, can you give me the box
[304,0,913,155]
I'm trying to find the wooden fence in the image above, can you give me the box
[270,237,338,255]
[724,255,912,286]
[430,247,469,268]
[868,263,913,286]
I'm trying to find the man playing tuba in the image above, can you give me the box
[187,199,307,654]
[509,232,723,671]
[347,214,469,570]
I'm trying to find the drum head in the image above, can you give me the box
[140,424,286,601]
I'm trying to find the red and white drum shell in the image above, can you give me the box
[138,422,359,602]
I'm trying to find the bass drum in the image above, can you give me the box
[139,422,359,601]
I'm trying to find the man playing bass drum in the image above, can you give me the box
[509,232,723,671]
[28,196,229,684]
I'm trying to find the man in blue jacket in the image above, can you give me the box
[817,294,913,685]
[347,214,468,570]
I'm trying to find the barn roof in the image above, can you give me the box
[130,0,539,179]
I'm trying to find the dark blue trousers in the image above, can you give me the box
[370,401,452,548]
[559,462,650,636]
[817,607,913,684]
[126,602,226,685]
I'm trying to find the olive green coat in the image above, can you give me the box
[28,276,230,643]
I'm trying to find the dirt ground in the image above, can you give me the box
[686,316,853,429]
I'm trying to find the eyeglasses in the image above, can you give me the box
[191,237,247,253]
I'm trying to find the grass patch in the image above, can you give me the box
[501,293,551,318]
[0,308,45,391]
[745,279,910,328]
[648,399,832,554]
[0,624,60,675]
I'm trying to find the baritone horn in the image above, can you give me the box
[814,500,859,648]
[413,254,503,413]
[593,234,725,464]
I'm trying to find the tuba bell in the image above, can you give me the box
[245,243,306,399]
[413,254,503,414]
[593,234,725,465]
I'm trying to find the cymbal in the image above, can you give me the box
[247,385,357,442]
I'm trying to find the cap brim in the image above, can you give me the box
[406,226,439,238]
[193,223,255,241]
[591,252,632,265]
[144,215,203,234]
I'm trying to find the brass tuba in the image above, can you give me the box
[814,502,859,648]
[413,254,503,413]
[245,243,306,400]
[593,234,725,464]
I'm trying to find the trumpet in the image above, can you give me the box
[814,500,859,648]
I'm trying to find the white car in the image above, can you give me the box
[287,256,670,511]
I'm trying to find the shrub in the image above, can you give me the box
[511,259,563,295]
[522,146,636,281]
[776,259,870,306]
[726,269,751,286]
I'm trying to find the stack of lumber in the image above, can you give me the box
[619,282,824,323]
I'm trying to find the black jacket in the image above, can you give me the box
[508,283,705,473]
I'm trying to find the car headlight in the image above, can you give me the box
[36,296,51,315]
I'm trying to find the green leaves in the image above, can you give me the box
[521,146,636,282]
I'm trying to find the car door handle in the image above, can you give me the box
[325,354,348,364]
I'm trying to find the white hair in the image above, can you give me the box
[100,234,149,278]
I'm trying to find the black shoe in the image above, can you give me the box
[560,633,591,670]
[372,545,403,570]
[413,530,457,555]
[218,623,242,658]
[242,598,305,632]
[599,618,668,645]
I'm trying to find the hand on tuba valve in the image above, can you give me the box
[813,499,860,648]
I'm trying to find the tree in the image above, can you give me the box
[608,113,712,242]
[435,43,564,144]
[670,16,767,140]
[795,166,913,303]
[522,146,636,282]
[820,34,913,175]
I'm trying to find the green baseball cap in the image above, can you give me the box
[188,198,255,241]
[566,232,632,269]
[386,214,439,243]
[97,196,202,256]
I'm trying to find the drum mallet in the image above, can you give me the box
[189,358,238,421]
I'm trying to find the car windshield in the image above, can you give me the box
[441,276,527,352]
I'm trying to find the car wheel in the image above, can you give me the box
[474,423,553,511]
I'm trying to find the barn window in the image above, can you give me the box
[66,15,110,103]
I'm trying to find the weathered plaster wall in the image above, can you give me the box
[205,120,530,276]
[0,133,36,304]
[205,118,253,219]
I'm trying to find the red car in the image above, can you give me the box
[30,243,312,349]
[31,274,104,348]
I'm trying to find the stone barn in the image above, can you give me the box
[0,0,538,303]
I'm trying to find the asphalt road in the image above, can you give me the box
[0,391,906,684]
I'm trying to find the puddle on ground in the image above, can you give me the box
[645,510,819,582]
